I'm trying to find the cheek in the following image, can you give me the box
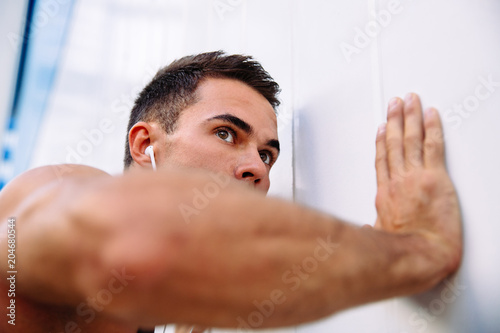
[171,138,234,170]
[262,180,271,193]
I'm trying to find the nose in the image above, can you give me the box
[234,150,270,193]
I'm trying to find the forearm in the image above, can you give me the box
[65,169,453,328]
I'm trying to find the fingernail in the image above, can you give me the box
[405,93,414,103]
[425,107,435,119]
[389,97,399,109]
[377,123,386,135]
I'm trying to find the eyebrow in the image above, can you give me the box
[267,139,280,154]
[208,114,253,134]
[206,113,280,153]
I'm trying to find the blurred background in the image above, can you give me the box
[1,0,499,332]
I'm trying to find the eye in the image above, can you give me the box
[260,151,272,165]
[216,128,235,143]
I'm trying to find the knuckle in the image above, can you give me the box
[424,139,441,155]
[420,171,439,192]
[388,178,401,194]
[425,128,444,145]
[375,154,386,166]
[391,165,410,181]
[385,136,401,151]
[404,134,422,147]
[406,151,422,167]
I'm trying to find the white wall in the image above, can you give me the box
[25,0,500,332]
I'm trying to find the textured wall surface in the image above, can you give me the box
[10,0,500,332]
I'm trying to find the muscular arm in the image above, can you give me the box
[0,94,462,329]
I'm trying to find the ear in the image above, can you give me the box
[128,121,157,169]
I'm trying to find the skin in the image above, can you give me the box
[0,78,462,333]
[128,78,280,193]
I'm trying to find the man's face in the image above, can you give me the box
[155,78,279,193]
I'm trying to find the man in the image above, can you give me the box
[0,51,462,333]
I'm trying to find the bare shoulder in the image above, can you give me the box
[0,164,110,220]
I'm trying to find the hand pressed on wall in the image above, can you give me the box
[374,93,462,273]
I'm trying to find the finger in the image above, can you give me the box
[423,107,445,169]
[403,93,424,169]
[174,325,190,333]
[375,123,389,187]
[385,97,405,177]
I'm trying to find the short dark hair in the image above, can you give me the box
[123,51,281,168]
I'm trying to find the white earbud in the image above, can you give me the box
[144,145,157,171]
